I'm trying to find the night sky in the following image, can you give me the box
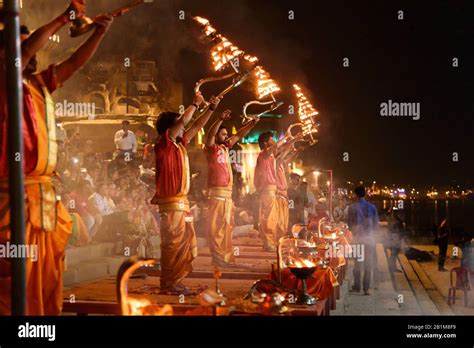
[177,0,474,188]
[22,0,474,187]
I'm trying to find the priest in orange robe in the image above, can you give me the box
[204,111,259,266]
[254,131,303,251]
[151,93,222,294]
[0,2,113,315]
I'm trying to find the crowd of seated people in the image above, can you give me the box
[55,129,160,258]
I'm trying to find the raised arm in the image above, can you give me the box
[21,1,85,69]
[276,141,297,164]
[54,14,113,85]
[263,133,287,156]
[274,132,303,158]
[185,95,222,141]
[286,146,304,163]
[168,91,204,140]
[205,109,231,147]
[228,116,260,147]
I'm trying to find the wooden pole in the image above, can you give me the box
[4,0,26,315]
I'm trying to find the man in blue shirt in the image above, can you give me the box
[347,186,379,295]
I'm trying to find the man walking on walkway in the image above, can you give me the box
[347,186,379,295]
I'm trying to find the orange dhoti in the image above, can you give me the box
[275,191,289,241]
[0,178,72,315]
[259,186,280,249]
[157,197,197,290]
[206,188,234,264]
[0,67,73,315]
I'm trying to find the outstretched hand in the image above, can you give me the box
[295,131,305,140]
[208,95,222,110]
[193,91,204,106]
[219,110,232,121]
[93,15,114,35]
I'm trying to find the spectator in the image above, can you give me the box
[333,198,349,222]
[53,124,164,251]
[107,182,118,208]
[69,181,97,238]
[387,208,406,273]
[142,135,155,166]
[302,182,316,223]
[79,167,94,187]
[288,173,307,229]
[347,185,379,295]
[436,218,450,272]
[114,120,137,160]
[88,182,114,216]
[307,199,330,232]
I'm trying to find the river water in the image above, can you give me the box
[371,198,473,242]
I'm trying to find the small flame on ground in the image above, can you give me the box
[127,297,152,315]
[126,298,174,316]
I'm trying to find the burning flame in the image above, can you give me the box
[323,232,337,240]
[128,297,151,315]
[194,16,259,71]
[211,37,244,71]
[244,54,259,64]
[194,16,217,36]
[291,258,317,268]
[126,298,174,316]
[255,66,280,99]
[293,84,319,136]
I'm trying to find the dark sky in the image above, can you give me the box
[176,0,473,188]
[23,0,474,187]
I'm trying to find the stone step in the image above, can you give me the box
[63,235,207,287]
[426,289,455,315]
[65,243,115,267]
[375,243,391,282]
[373,244,400,315]
[398,254,440,315]
[409,260,436,290]
[64,256,128,287]
[391,256,423,315]
[64,260,109,286]
[409,260,454,315]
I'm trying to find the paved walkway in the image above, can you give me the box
[413,244,474,315]
[334,241,474,316]
[332,261,401,315]
[332,229,401,315]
